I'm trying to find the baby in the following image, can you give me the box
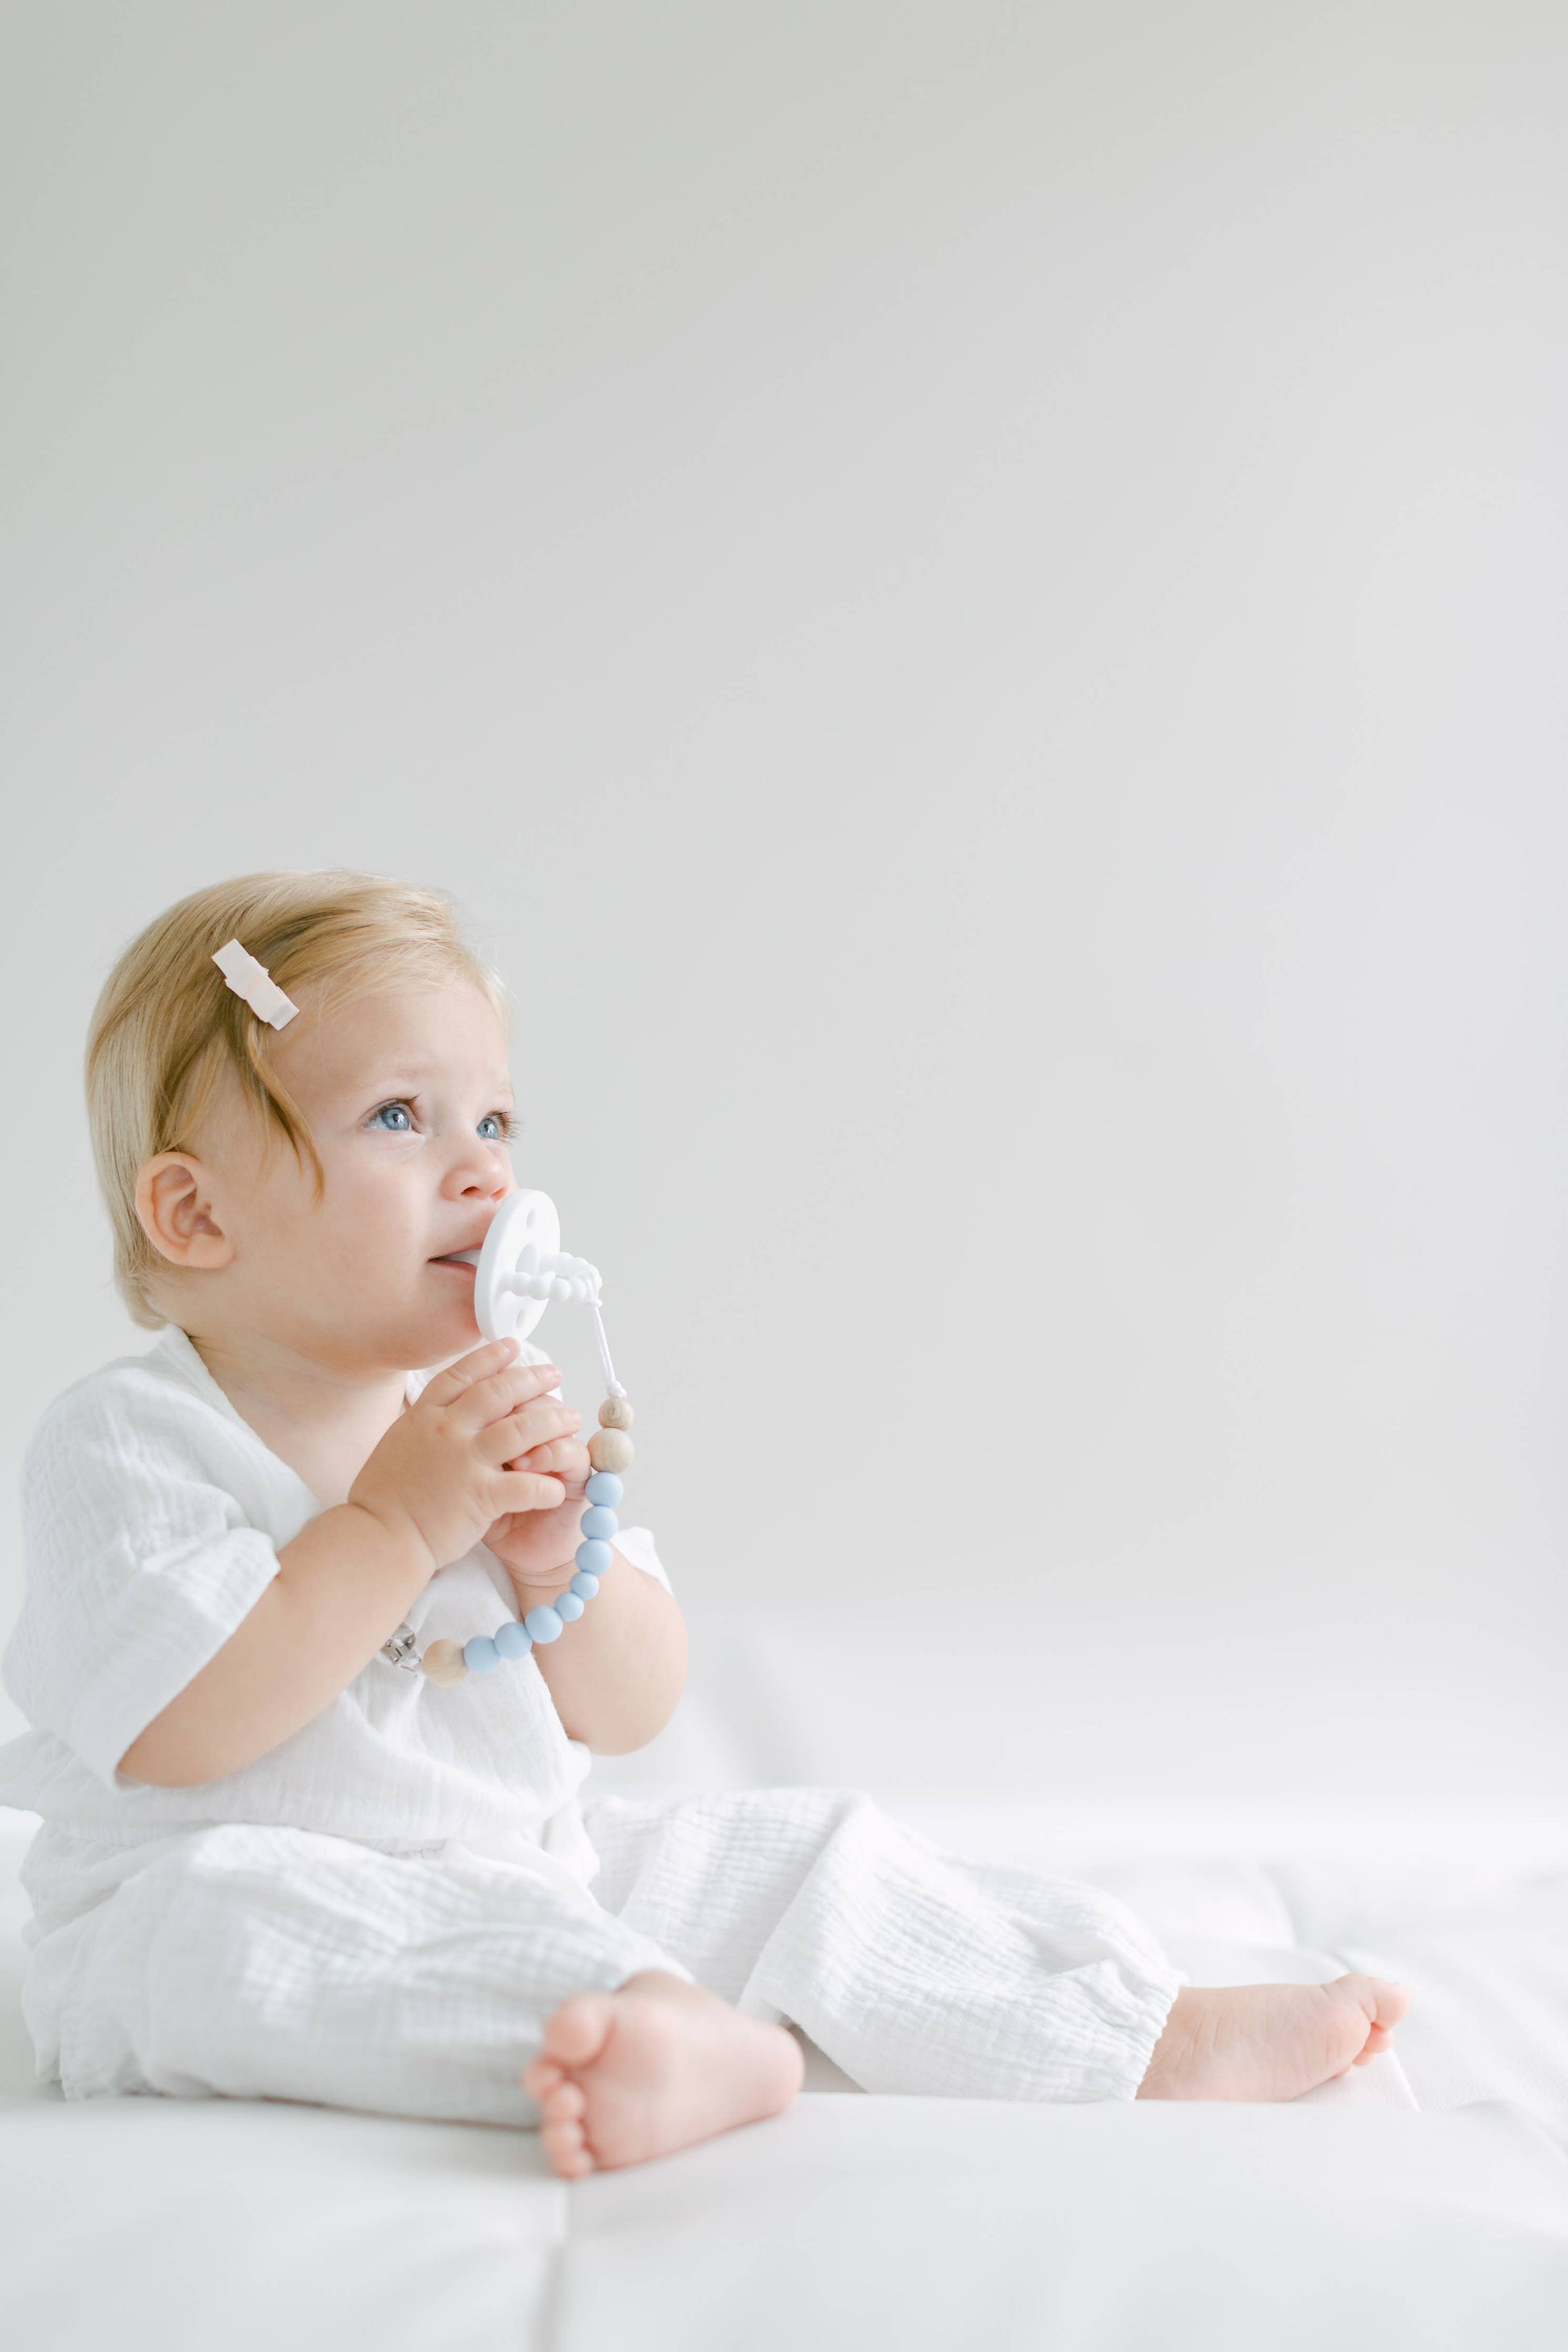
[0,870,1408,2175]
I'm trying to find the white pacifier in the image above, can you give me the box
[453,1188,625,1398]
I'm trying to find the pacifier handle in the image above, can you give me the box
[472,1189,625,1397]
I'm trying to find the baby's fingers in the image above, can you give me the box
[495,1469,567,1514]
[481,1400,580,1462]
[511,1437,588,1476]
[418,1338,519,1408]
[448,1362,564,1434]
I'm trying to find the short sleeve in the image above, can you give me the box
[3,1375,283,1791]
[611,1525,672,1592]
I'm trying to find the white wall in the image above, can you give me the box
[4,2,1566,1811]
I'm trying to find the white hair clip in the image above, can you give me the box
[211,937,300,1030]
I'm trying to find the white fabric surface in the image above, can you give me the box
[0,2080,570,2352]
[554,2098,1568,2352]
[6,1807,1568,2352]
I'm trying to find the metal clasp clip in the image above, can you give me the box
[380,1621,422,1674]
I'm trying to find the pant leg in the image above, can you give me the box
[39,1821,685,2130]
[583,1786,1182,2101]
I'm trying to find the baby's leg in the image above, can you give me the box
[1135,1977,1411,2101]
[40,1821,782,2139]
[524,1972,803,2177]
[570,1790,1413,2139]
[577,1788,1183,2105]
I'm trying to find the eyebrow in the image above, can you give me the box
[363,1066,514,1099]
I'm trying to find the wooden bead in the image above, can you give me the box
[421,1637,470,1686]
[587,1427,635,1473]
[598,1396,635,1430]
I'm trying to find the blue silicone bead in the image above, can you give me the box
[570,1570,600,1600]
[555,1590,586,1621]
[463,1635,500,1674]
[494,1619,533,1660]
[579,1505,618,1541]
[525,1603,564,1645]
[575,1539,613,1576]
[585,1471,624,1508]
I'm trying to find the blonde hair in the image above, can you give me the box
[86,870,509,1329]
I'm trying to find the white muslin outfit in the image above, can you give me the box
[0,1329,1180,2129]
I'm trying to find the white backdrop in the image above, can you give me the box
[3,2,1566,1813]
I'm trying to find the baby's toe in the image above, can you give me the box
[542,1993,616,2069]
[541,2116,594,2178]
[541,2079,587,2124]
[522,2055,566,2099]
[1371,1978,1411,2028]
[1352,2022,1394,2065]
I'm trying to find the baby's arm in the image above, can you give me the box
[119,1344,573,1788]
[504,1542,687,1754]
[479,1420,688,1753]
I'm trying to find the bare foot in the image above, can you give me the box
[1136,1975,1411,2102]
[521,1970,805,2176]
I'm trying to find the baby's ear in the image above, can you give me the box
[134,1152,235,1271]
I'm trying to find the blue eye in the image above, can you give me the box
[370,1101,414,1133]
[478,1114,508,1143]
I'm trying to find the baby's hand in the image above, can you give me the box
[482,1408,595,1595]
[348,1340,582,1575]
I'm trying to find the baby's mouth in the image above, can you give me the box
[431,1250,480,1271]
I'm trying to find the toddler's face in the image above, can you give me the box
[176,977,516,1373]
